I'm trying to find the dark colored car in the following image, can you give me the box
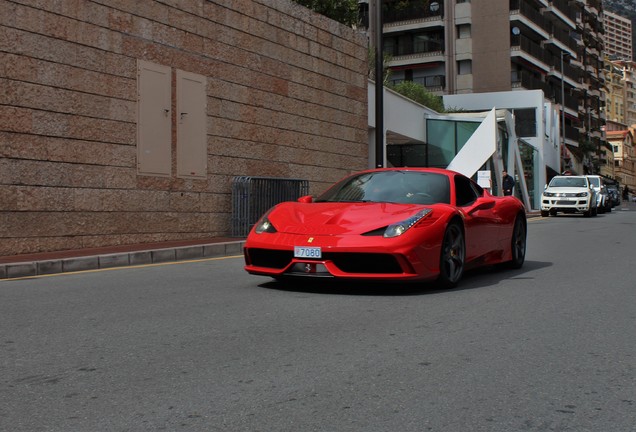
[606,184,621,207]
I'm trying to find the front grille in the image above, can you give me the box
[324,252,402,274]
[247,248,293,269]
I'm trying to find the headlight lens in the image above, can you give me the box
[544,192,555,197]
[384,209,432,238]
[575,192,588,197]
[254,209,277,234]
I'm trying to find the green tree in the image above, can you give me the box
[292,0,359,27]
[389,80,445,112]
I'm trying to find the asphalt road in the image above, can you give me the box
[1,208,636,432]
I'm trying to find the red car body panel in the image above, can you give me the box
[244,168,525,284]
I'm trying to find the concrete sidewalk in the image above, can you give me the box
[0,238,246,280]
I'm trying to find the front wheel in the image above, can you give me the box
[437,222,465,289]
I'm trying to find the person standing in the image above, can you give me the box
[502,170,515,196]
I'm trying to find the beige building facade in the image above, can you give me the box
[607,128,635,193]
[0,0,369,256]
[604,10,633,61]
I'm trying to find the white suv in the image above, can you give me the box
[541,175,598,217]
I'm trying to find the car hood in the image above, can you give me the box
[543,187,590,194]
[268,202,434,235]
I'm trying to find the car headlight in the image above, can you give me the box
[575,192,588,197]
[384,209,432,238]
[254,209,277,234]
[544,192,555,197]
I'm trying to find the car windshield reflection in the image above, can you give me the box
[550,177,587,188]
[316,171,451,205]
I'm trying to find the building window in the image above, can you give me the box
[513,108,537,138]
[457,24,471,39]
[457,59,472,75]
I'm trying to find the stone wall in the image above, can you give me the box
[0,0,369,256]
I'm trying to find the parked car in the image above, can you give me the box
[606,184,621,207]
[586,175,611,213]
[541,175,597,217]
[244,168,527,288]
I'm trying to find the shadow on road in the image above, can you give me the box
[257,260,553,296]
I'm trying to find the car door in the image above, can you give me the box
[454,175,500,261]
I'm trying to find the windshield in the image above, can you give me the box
[316,171,451,205]
[588,177,601,187]
[549,177,587,188]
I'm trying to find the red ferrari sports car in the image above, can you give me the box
[243,168,527,288]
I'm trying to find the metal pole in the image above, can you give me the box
[560,50,566,174]
[374,0,384,168]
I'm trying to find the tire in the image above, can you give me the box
[507,215,526,269]
[541,210,549,217]
[437,221,465,289]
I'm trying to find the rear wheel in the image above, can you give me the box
[507,215,526,269]
[437,222,465,289]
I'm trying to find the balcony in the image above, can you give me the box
[565,124,580,142]
[546,25,578,53]
[383,1,444,25]
[510,0,551,35]
[389,75,446,91]
[553,90,579,113]
[544,0,577,27]
[512,70,549,94]
[511,35,551,72]
[384,31,445,66]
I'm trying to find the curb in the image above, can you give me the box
[0,241,245,280]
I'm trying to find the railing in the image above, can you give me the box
[510,0,551,34]
[549,0,577,22]
[231,176,309,237]
[383,1,444,24]
[391,75,446,90]
[565,124,580,141]
[512,70,550,95]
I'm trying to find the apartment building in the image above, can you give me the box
[605,58,636,127]
[360,0,606,176]
[604,10,633,61]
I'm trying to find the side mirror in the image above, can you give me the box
[297,195,313,203]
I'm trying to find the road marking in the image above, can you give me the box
[1,255,244,282]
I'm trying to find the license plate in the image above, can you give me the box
[294,246,322,259]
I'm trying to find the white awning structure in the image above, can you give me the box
[446,108,498,177]
[368,80,541,210]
